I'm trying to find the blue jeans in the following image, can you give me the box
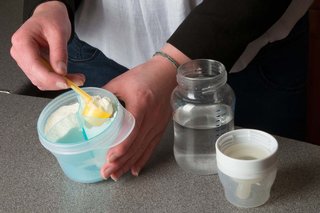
[67,34,128,87]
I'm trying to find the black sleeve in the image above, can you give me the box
[23,0,82,40]
[168,0,292,70]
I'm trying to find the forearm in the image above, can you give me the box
[168,0,292,70]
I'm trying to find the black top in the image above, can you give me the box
[23,0,80,20]
[167,0,291,69]
[23,0,81,40]
[23,0,291,69]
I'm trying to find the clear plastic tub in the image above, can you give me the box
[37,87,135,183]
[216,129,278,208]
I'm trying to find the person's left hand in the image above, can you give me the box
[100,49,188,181]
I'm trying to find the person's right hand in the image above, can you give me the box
[10,1,85,90]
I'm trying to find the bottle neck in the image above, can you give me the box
[177,59,227,92]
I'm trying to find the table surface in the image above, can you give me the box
[1,93,320,213]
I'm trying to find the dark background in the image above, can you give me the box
[0,0,30,94]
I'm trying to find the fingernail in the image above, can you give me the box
[102,167,113,179]
[73,74,85,86]
[79,74,86,81]
[132,169,139,177]
[56,82,68,89]
[111,175,118,182]
[74,80,84,86]
[108,154,118,162]
[37,85,45,91]
[57,61,67,75]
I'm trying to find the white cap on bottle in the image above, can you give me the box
[216,129,278,180]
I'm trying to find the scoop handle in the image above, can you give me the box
[64,78,92,103]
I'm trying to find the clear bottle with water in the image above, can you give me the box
[171,59,235,175]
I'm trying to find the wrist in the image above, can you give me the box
[151,43,191,72]
[150,44,191,89]
[153,51,179,69]
[159,43,191,68]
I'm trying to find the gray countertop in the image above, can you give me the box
[1,93,320,213]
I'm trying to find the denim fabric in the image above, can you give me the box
[67,34,128,87]
[227,15,308,140]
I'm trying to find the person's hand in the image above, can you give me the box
[100,44,190,181]
[10,1,85,90]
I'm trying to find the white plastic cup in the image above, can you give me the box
[37,87,135,183]
[216,129,278,208]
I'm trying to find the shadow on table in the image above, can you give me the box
[16,82,67,99]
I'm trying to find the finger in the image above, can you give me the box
[11,40,68,90]
[100,123,147,180]
[100,114,151,180]
[100,163,118,180]
[131,133,162,176]
[106,122,140,163]
[107,131,150,180]
[47,30,68,75]
[99,100,147,179]
[100,120,150,181]
[65,73,86,86]
[31,60,69,90]
[110,133,162,180]
[109,126,163,180]
[105,99,147,163]
[109,157,133,181]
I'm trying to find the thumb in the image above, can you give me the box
[47,33,68,75]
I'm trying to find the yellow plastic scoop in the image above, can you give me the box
[64,78,111,119]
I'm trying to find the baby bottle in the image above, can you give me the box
[171,59,235,175]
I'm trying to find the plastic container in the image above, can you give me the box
[216,129,278,208]
[37,87,135,183]
[171,59,235,175]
